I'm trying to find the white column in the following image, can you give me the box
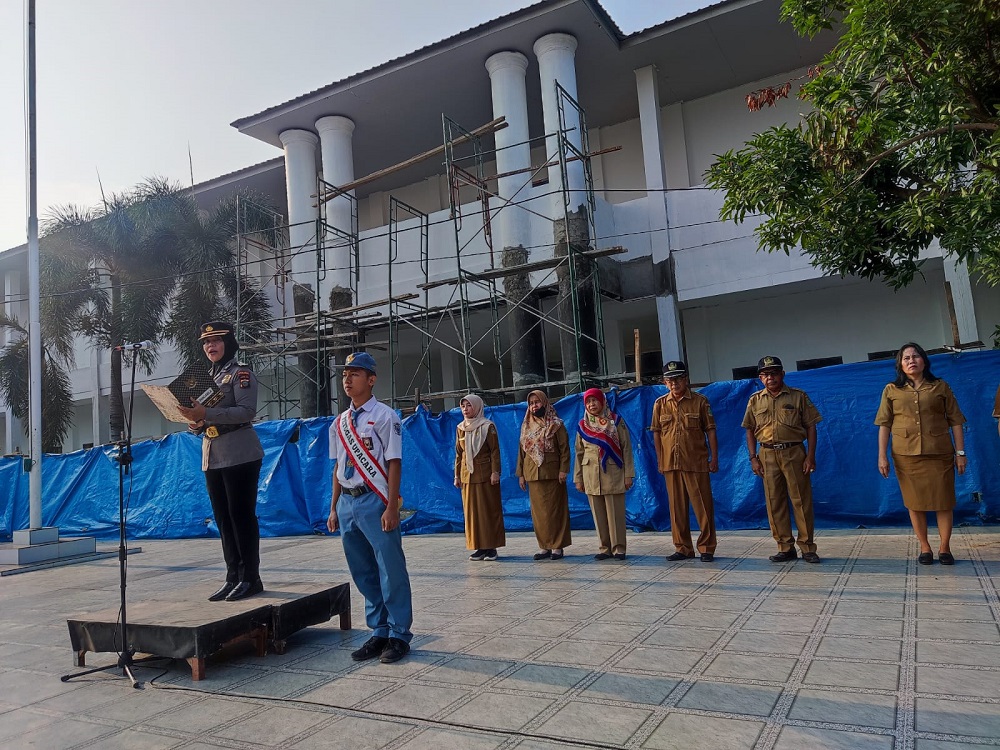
[533,33,585,213]
[485,51,532,250]
[279,129,320,286]
[315,116,355,292]
[943,257,979,344]
[635,65,683,362]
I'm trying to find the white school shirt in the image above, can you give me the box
[330,396,402,490]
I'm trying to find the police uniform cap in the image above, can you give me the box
[198,321,232,341]
[662,360,688,378]
[757,355,783,372]
[343,351,377,374]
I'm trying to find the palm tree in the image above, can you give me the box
[0,248,99,451]
[14,178,275,444]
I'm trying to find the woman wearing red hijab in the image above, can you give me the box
[573,388,634,560]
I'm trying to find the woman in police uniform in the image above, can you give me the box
[875,342,966,566]
[178,322,265,601]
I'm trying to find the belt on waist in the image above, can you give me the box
[342,484,371,497]
[205,423,251,439]
[760,442,803,450]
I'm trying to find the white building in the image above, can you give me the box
[2,0,993,452]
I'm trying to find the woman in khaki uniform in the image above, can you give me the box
[454,394,505,561]
[876,342,967,565]
[573,388,634,560]
[516,390,571,560]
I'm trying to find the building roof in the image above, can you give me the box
[228,0,833,197]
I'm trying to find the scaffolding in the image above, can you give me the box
[234,94,626,415]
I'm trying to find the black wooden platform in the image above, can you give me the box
[67,582,351,680]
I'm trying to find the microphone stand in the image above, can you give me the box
[62,346,144,688]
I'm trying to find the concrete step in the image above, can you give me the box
[0,537,97,565]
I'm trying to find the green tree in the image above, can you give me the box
[706,0,1000,289]
[25,179,273,445]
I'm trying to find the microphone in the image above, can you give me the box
[114,341,154,351]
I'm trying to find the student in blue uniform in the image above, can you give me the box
[328,352,413,664]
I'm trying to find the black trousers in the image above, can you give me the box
[205,459,262,583]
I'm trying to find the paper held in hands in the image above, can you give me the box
[141,365,223,423]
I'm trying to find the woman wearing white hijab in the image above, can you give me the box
[454,394,505,560]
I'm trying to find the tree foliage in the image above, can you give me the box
[706,0,1000,288]
[0,179,275,450]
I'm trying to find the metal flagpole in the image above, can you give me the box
[26,0,43,528]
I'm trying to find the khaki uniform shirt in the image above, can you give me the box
[516,423,571,481]
[573,420,634,495]
[741,386,822,444]
[455,424,502,484]
[199,358,264,471]
[650,391,715,472]
[874,380,965,456]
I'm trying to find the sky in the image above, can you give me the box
[0,0,718,252]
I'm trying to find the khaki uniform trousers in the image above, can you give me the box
[588,494,626,555]
[759,444,816,553]
[663,470,717,555]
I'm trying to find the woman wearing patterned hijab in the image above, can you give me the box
[516,390,572,560]
[573,388,634,560]
[454,394,505,560]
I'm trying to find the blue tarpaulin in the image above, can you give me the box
[2,350,998,541]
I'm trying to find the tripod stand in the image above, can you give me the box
[62,348,144,688]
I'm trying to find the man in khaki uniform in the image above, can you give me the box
[742,356,822,563]
[650,361,719,562]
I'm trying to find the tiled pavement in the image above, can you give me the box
[0,526,998,749]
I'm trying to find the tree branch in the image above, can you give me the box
[867,123,998,167]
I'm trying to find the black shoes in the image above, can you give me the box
[225,579,264,601]
[938,552,955,565]
[666,552,695,562]
[469,549,487,561]
[208,582,236,602]
[351,636,410,663]
[700,553,715,562]
[379,638,410,664]
[769,549,797,563]
[594,553,611,560]
[533,550,552,560]
[351,636,389,661]
[802,552,821,564]
[613,552,627,560]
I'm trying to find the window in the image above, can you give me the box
[796,356,843,371]
[732,365,759,380]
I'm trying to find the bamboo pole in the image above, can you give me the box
[316,117,508,203]
[634,328,641,385]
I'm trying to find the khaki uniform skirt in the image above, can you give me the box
[892,453,956,512]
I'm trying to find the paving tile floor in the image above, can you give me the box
[0,527,998,748]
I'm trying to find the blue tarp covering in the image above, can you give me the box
[2,350,998,541]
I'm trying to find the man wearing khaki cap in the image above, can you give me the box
[650,361,718,562]
[742,356,822,563]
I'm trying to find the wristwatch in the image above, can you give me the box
[955,450,967,457]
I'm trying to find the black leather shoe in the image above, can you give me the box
[769,549,797,562]
[351,636,388,661]
[700,553,715,562]
[379,638,410,664]
[613,552,627,560]
[666,552,695,561]
[208,582,236,602]
[533,550,552,560]
[225,579,264,601]
[802,552,821,564]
